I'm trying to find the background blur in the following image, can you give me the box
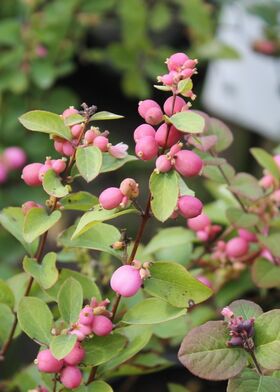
[0,0,280,390]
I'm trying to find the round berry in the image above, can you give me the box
[62,107,78,119]
[93,136,109,152]
[99,187,123,210]
[174,150,203,177]
[3,147,26,169]
[237,229,257,243]
[138,100,160,118]
[54,138,64,154]
[64,343,85,366]
[71,124,83,138]
[60,366,82,389]
[84,129,97,144]
[79,305,94,326]
[144,107,163,126]
[52,159,66,174]
[62,141,75,156]
[226,237,249,259]
[135,136,158,160]
[155,124,181,148]
[36,349,64,373]
[178,195,203,219]
[187,213,210,231]
[22,163,43,186]
[167,53,189,71]
[155,155,172,173]
[133,124,156,142]
[91,315,113,336]
[163,96,185,116]
[110,265,142,297]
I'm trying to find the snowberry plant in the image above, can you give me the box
[0,52,280,392]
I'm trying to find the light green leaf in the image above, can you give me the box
[251,148,280,181]
[76,146,102,182]
[87,381,113,392]
[42,169,69,198]
[60,192,98,211]
[228,299,263,320]
[177,174,195,196]
[18,297,53,344]
[58,278,83,324]
[90,111,124,121]
[100,153,137,173]
[229,173,264,201]
[252,258,280,288]
[23,208,61,243]
[50,334,77,360]
[64,113,84,126]
[150,171,179,222]
[23,252,59,289]
[206,117,233,152]
[0,304,15,344]
[0,279,15,308]
[226,207,259,228]
[258,233,280,257]
[227,368,280,392]
[18,110,71,140]
[169,111,205,134]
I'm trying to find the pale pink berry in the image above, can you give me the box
[62,141,75,156]
[71,124,83,138]
[169,143,183,157]
[22,163,43,186]
[54,138,65,154]
[62,107,78,119]
[159,71,176,86]
[52,159,66,174]
[144,107,163,126]
[36,349,64,373]
[79,305,94,326]
[99,187,123,210]
[259,175,274,189]
[91,315,113,336]
[93,136,109,152]
[64,342,85,366]
[196,230,209,242]
[155,155,172,173]
[163,96,185,116]
[84,129,97,143]
[174,150,203,177]
[133,124,156,142]
[108,142,128,158]
[155,124,181,148]
[22,201,42,215]
[69,329,85,341]
[187,213,210,231]
[135,136,158,160]
[38,165,51,181]
[110,265,142,297]
[238,229,257,243]
[184,59,197,69]
[78,323,92,336]
[197,276,212,288]
[180,68,194,78]
[274,155,280,169]
[138,100,160,118]
[167,53,189,71]
[221,306,234,319]
[226,237,249,258]
[60,366,82,389]
[120,178,139,198]
[0,163,8,184]
[178,195,203,219]
[3,147,26,169]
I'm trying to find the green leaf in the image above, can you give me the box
[42,169,69,198]
[150,171,179,222]
[226,207,259,228]
[0,304,15,344]
[58,224,122,259]
[178,321,247,380]
[18,110,71,140]
[0,279,15,308]
[87,381,113,392]
[72,207,138,238]
[50,334,77,360]
[7,273,30,311]
[177,79,193,96]
[227,299,263,320]
[0,207,38,256]
[76,146,102,183]
[206,117,233,152]
[255,310,280,370]
[31,61,55,89]
[203,163,235,183]
[23,208,61,243]
[23,252,59,289]
[123,298,186,324]
[64,113,84,126]
[90,111,124,121]
[18,297,53,345]
[83,333,127,366]
[58,278,83,324]
[257,233,280,257]
[60,192,98,211]
[168,383,190,392]
[252,258,280,288]
[229,173,264,201]
[144,262,212,308]
[251,148,280,181]
[169,111,205,133]
[227,368,280,392]
[177,174,195,196]
[100,153,137,173]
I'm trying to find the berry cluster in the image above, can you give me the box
[0,146,26,184]
[221,307,255,348]
[22,157,66,187]
[99,178,139,210]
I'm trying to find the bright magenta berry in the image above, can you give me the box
[155,124,181,148]
[135,136,158,160]
[174,150,203,177]
[52,159,66,174]
[3,147,26,169]
[120,178,139,198]
[71,124,83,138]
[163,96,185,116]
[155,155,172,173]
[226,237,249,258]
[91,315,113,336]
[167,53,189,71]
[110,265,142,297]
[99,187,123,210]
[144,107,163,126]
[93,136,109,152]
[62,107,78,119]
[138,99,160,118]
[133,124,156,142]
[36,349,64,373]
[60,366,82,389]
[187,213,210,231]
[79,305,94,326]
[178,195,203,219]
[22,163,43,186]
[64,342,85,366]
[62,141,75,156]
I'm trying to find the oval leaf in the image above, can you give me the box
[169,111,205,133]
[76,146,102,183]
[50,334,77,360]
[252,258,280,289]
[58,278,83,324]
[0,279,15,309]
[227,368,280,392]
[90,111,124,121]
[42,169,69,198]
[60,192,98,211]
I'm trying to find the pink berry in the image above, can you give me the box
[196,230,209,242]
[274,155,280,169]
[38,164,51,180]
[62,141,75,156]
[52,159,66,174]
[60,366,82,389]
[144,107,163,125]
[71,124,83,138]
[133,124,156,142]
[138,100,160,118]
[226,237,249,258]
[99,187,123,210]
[167,53,189,71]
[62,107,78,119]
[135,136,158,160]
[36,349,64,373]
[184,59,197,69]
[120,178,139,198]
[22,163,43,186]
[178,195,203,219]
[78,323,92,336]
[187,213,210,231]
[84,129,97,143]
[160,71,177,86]
[110,265,142,297]
[0,163,8,184]
[64,343,85,366]
[174,150,203,177]
[155,124,181,148]
[93,136,109,152]
[22,201,42,215]
[197,276,212,288]
[3,147,26,169]
[155,155,172,173]
[181,68,194,78]
[163,96,185,116]
[169,143,183,156]
[259,175,274,189]
[238,229,257,243]
[54,138,65,154]
[79,305,94,326]
[69,329,85,341]
[91,315,113,336]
